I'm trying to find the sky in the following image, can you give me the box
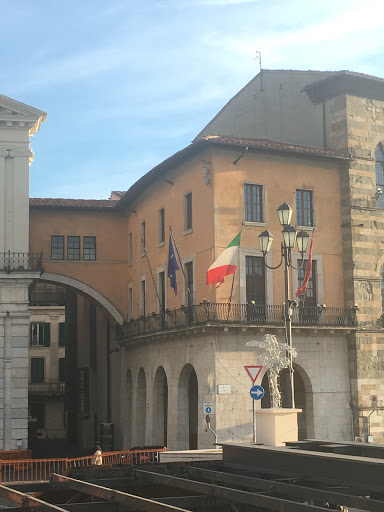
[2,0,384,199]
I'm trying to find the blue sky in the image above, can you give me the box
[2,0,384,199]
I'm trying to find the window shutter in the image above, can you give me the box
[43,323,50,347]
[59,323,65,347]
[30,324,34,347]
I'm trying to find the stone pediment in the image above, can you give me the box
[0,94,46,135]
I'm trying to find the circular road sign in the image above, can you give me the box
[250,385,265,401]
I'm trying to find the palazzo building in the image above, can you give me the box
[1,69,384,450]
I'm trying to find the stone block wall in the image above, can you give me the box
[326,93,384,441]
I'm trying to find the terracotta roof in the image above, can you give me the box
[117,135,350,209]
[200,135,350,159]
[30,198,119,208]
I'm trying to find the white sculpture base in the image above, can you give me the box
[256,408,302,447]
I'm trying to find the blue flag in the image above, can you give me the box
[168,234,180,295]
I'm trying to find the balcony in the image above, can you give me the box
[29,381,65,395]
[116,303,357,341]
[0,251,43,273]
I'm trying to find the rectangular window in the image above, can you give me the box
[159,271,166,316]
[141,222,146,252]
[185,261,194,308]
[298,260,317,305]
[30,323,50,347]
[67,236,80,260]
[51,235,64,260]
[296,189,314,227]
[140,279,146,317]
[90,303,97,370]
[59,358,65,382]
[129,233,133,264]
[83,236,96,260]
[245,256,266,304]
[184,193,192,231]
[59,322,65,347]
[244,184,264,223]
[128,285,133,320]
[30,402,45,429]
[159,208,165,244]
[31,358,45,383]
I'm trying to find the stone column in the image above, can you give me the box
[0,275,37,449]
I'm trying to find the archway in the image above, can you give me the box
[261,364,314,440]
[135,368,146,446]
[124,370,133,448]
[27,273,125,455]
[152,366,168,447]
[177,364,198,450]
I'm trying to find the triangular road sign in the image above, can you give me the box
[244,365,263,383]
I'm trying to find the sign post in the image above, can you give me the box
[244,366,263,443]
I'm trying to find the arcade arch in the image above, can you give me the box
[177,364,198,450]
[135,368,147,446]
[261,364,314,440]
[152,366,168,447]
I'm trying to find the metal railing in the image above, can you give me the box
[116,302,357,340]
[0,448,166,484]
[29,381,65,394]
[0,251,43,273]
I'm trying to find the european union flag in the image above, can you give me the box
[168,234,180,295]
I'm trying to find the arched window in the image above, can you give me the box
[375,143,384,207]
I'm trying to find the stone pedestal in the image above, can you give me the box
[256,408,302,447]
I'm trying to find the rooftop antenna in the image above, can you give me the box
[254,50,263,91]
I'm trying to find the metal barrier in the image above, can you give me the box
[0,450,32,460]
[0,448,167,485]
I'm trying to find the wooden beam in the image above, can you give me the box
[186,466,383,512]
[51,473,191,512]
[0,484,68,512]
[134,469,333,512]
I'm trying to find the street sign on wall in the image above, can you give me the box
[203,402,214,414]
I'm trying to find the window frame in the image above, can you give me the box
[245,255,266,305]
[141,221,146,253]
[244,183,264,223]
[159,208,165,245]
[83,236,96,261]
[67,235,80,260]
[30,322,50,347]
[184,193,192,232]
[296,189,314,227]
[30,357,45,384]
[51,235,64,260]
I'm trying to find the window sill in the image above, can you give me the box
[158,242,165,248]
[183,229,193,236]
[243,221,266,227]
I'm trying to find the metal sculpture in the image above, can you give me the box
[247,334,297,408]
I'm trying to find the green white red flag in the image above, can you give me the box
[207,232,241,285]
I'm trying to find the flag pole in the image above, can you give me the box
[227,223,244,306]
[225,224,244,322]
[169,226,195,306]
[142,243,163,322]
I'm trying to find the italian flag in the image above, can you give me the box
[207,232,241,285]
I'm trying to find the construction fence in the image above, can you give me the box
[0,448,166,485]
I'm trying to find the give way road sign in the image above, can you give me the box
[244,365,263,383]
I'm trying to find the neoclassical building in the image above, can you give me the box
[0,69,384,451]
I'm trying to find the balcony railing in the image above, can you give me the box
[0,251,43,273]
[29,381,65,395]
[116,303,357,341]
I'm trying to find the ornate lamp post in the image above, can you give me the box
[258,202,310,409]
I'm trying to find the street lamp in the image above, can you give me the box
[258,203,310,409]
